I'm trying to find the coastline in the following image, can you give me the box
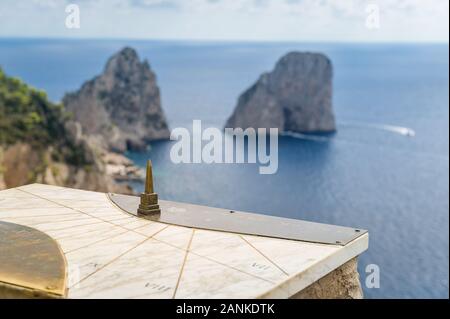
[102,151,144,194]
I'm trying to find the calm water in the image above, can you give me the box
[0,39,448,298]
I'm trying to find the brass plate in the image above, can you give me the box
[0,221,67,298]
[108,193,367,246]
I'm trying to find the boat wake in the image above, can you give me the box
[339,121,416,137]
[282,122,415,143]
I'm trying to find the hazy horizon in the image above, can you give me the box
[0,0,448,43]
[0,36,448,45]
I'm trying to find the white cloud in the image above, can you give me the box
[0,0,448,42]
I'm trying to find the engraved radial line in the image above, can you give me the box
[11,215,99,225]
[56,222,122,240]
[148,235,280,284]
[0,206,62,210]
[5,216,106,231]
[0,212,80,219]
[64,229,129,254]
[239,235,290,276]
[105,216,135,222]
[172,229,195,299]
[72,225,170,287]
[132,221,157,231]
[18,189,140,233]
[188,249,279,284]
[29,220,107,233]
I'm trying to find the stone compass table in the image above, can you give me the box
[0,184,368,299]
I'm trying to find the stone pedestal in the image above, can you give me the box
[292,258,363,299]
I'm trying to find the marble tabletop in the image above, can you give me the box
[0,184,368,299]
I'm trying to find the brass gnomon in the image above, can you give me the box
[137,160,161,216]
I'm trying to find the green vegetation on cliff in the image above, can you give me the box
[0,67,89,166]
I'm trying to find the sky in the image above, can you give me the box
[0,0,448,42]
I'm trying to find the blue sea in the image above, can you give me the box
[0,39,448,298]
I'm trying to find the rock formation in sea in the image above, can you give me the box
[63,47,170,152]
[225,52,336,133]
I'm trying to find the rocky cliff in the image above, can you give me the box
[0,67,131,193]
[0,142,130,194]
[63,47,170,152]
[225,52,335,133]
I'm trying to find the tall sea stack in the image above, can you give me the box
[63,47,170,152]
[225,52,335,133]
